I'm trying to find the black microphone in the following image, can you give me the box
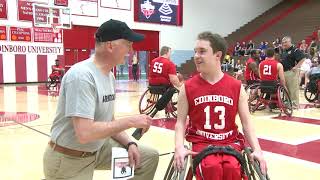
[132,88,177,140]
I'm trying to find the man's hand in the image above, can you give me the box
[249,150,268,175]
[174,146,197,172]
[128,144,141,168]
[129,114,152,134]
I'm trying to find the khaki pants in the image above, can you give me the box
[284,70,299,106]
[43,139,159,180]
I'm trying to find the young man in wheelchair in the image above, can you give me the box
[149,46,183,92]
[305,61,320,104]
[258,48,287,109]
[174,32,267,180]
[49,59,65,82]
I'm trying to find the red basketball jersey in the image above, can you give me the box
[185,74,241,145]
[148,57,176,86]
[259,59,278,81]
[244,58,259,81]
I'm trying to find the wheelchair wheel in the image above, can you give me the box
[45,77,58,90]
[163,153,189,180]
[139,89,159,115]
[247,85,261,113]
[304,85,318,103]
[168,89,179,118]
[243,147,270,180]
[277,86,293,116]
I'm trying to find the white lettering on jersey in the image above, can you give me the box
[195,129,233,140]
[194,95,233,106]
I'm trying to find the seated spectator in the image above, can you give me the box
[299,40,308,54]
[234,42,241,56]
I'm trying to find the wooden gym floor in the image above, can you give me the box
[0,80,320,180]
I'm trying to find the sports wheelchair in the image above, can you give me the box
[45,72,62,90]
[164,145,270,180]
[139,85,179,118]
[247,81,293,116]
[304,74,320,103]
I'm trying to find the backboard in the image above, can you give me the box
[33,3,72,29]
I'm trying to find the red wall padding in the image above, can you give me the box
[63,25,159,51]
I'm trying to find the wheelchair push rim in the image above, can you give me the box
[139,89,158,115]
[277,86,293,116]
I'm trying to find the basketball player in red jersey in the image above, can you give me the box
[50,59,65,81]
[245,49,260,85]
[149,46,183,88]
[259,48,286,87]
[174,32,267,179]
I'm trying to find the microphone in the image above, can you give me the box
[132,88,177,140]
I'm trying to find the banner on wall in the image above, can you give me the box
[10,27,32,42]
[55,0,68,6]
[0,26,6,40]
[134,0,182,26]
[34,27,63,43]
[17,0,50,21]
[0,0,7,19]
[70,0,98,17]
[100,0,131,10]
[0,41,63,55]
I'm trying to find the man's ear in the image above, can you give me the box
[215,51,223,60]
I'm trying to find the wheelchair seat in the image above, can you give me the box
[148,85,171,94]
[260,81,278,94]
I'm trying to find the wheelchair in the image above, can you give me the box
[248,81,293,116]
[164,145,270,180]
[139,85,179,118]
[45,72,62,90]
[304,74,320,103]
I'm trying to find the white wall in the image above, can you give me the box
[70,0,282,50]
[1,0,282,51]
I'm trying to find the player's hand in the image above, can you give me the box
[174,146,197,172]
[250,150,268,175]
[129,114,152,134]
[128,144,141,168]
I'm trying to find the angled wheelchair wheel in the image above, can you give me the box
[277,86,293,116]
[45,77,58,90]
[247,85,261,113]
[139,89,159,115]
[243,147,270,180]
[163,153,189,180]
[304,85,318,103]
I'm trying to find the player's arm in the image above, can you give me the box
[238,85,267,174]
[168,63,183,88]
[238,85,261,152]
[169,74,182,88]
[175,84,188,150]
[174,84,195,171]
[249,62,259,77]
[277,63,287,88]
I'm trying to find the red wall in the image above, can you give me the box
[63,25,160,51]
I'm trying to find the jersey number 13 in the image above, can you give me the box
[203,106,225,130]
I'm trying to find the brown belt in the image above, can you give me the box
[49,141,96,158]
